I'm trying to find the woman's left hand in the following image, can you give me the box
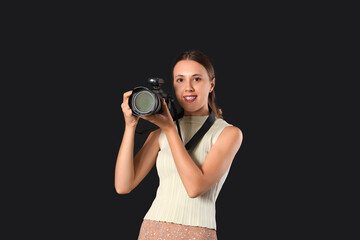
[140,98,176,132]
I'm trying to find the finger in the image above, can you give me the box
[161,98,171,114]
[121,102,131,111]
[161,98,167,108]
[123,90,133,103]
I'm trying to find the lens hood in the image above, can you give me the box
[129,86,162,116]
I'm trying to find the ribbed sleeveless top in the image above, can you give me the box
[143,115,233,230]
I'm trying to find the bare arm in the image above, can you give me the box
[139,98,243,198]
[114,128,160,194]
[114,90,160,194]
[164,125,243,198]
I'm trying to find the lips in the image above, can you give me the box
[183,95,197,103]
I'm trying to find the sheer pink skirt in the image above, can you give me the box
[138,219,217,240]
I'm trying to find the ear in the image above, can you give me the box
[210,78,215,92]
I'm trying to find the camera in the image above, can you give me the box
[128,78,173,116]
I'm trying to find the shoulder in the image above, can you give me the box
[218,118,242,141]
[222,126,243,142]
[215,125,243,151]
[210,118,243,145]
[210,118,231,132]
[215,118,241,132]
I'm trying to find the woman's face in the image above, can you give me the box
[173,60,215,116]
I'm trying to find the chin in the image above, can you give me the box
[181,106,203,114]
[179,99,207,113]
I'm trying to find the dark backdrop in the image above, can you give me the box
[6,4,334,240]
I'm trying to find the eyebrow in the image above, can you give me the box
[175,74,203,77]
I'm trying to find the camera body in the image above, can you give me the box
[128,78,173,116]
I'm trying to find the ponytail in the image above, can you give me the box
[209,90,223,119]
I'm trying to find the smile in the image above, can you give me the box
[184,95,197,102]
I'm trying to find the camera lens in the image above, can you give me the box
[129,86,163,116]
[133,91,155,114]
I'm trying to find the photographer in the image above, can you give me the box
[115,50,243,240]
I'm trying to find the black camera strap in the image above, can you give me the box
[176,107,215,151]
[136,102,215,151]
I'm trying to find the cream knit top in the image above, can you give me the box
[143,115,233,230]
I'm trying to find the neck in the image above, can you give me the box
[183,108,210,116]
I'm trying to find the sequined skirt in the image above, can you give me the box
[138,219,217,240]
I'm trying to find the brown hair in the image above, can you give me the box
[172,50,223,119]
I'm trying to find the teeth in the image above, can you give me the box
[185,96,196,100]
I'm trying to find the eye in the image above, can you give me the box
[176,78,183,82]
[194,77,201,81]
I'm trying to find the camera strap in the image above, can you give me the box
[135,102,215,151]
[176,107,215,151]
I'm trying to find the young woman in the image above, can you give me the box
[115,50,243,239]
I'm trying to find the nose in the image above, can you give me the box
[185,80,194,92]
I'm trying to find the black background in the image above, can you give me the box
[5,2,348,239]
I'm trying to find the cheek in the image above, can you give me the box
[198,84,210,97]
[173,84,182,93]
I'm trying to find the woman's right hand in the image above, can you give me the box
[121,90,139,128]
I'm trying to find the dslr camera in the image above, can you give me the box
[128,78,174,116]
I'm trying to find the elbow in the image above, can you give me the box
[188,192,201,198]
[115,184,132,195]
[116,189,131,195]
[186,187,203,199]
[185,178,206,198]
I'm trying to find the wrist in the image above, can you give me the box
[163,123,177,135]
[125,119,138,129]
[124,124,137,132]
